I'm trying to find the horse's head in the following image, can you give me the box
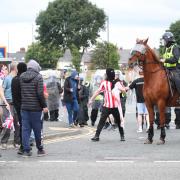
[128,38,149,68]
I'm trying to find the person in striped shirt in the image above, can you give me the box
[89,68,127,142]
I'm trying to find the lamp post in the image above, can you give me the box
[32,24,35,57]
[7,32,9,58]
[107,16,110,63]
[107,16,109,43]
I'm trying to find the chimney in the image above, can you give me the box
[19,47,26,53]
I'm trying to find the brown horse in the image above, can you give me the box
[128,38,179,145]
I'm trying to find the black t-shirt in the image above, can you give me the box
[129,77,144,103]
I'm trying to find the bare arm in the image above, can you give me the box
[88,81,104,106]
[88,89,101,106]
[0,86,10,110]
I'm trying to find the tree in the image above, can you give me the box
[169,20,180,45]
[70,44,81,72]
[91,41,120,69]
[25,42,62,69]
[36,0,106,54]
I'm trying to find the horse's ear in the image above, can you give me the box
[143,38,149,45]
[136,38,140,43]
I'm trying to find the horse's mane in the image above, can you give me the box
[146,44,161,63]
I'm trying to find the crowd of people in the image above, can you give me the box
[0,31,180,158]
[0,61,149,157]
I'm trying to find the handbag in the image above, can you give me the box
[2,111,14,131]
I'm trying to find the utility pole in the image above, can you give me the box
[107,16,110,64]
[7,32,9,58]
[32,23,36,60]
[107,16,109,43]
[32,24,34,44]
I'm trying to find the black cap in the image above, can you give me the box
[106,68,115,81]
[17,62,27,75]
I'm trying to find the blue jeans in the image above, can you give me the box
[21,110,43,152]
[65,99,79,125]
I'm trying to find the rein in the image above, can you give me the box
[138,63,163,73]
[136,51,164,73]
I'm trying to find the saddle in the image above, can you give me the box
[166,68,180,104]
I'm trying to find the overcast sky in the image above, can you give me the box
[0,0,180,53]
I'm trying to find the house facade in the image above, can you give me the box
[57,48,132,71]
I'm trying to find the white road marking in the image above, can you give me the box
[39,160,77,163]
[48,127,77,131]
[104,157,145,160]
[96,160,134,163]
[154,161,180,163]
[0,161,19,163]
[1,160,180,164]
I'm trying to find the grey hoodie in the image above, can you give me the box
[27,59,41,72]
[20,68,47,111]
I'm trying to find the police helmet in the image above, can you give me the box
[162,32,175,45]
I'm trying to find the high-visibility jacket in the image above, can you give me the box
[163,45,176,68]
[163,44,180,68]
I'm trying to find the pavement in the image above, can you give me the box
[0,119,94,147]
[41,121,90,140]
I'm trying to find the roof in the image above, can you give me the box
[59,49,72,62]
[58,48,159,65]
[8,52,25,61]
[81,51,93,63]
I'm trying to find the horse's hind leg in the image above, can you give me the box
[144,106,154,144]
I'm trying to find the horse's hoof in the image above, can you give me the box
[144,139,153,144]
[157,139,165,145]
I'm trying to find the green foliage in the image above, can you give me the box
[25,42,62,69]
[70,44,81,72]
[36,0,106,51]
[92,41,120,69]
[169,20,180,45]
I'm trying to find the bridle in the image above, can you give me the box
[129,44,163,73]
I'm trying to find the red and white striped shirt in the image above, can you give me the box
[97,80,116,108]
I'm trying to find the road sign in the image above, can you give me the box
[0,47,6,58]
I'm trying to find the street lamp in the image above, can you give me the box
[107,16,109,43]
[107,16,110,62]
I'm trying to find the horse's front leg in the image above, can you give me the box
[157,103,166,145]
[144,106,154,144]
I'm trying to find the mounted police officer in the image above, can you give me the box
[161,31,180,95]
[160,32,180,126]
